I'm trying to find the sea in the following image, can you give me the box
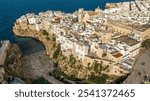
[0,0,134,84]
[0,0,133,42]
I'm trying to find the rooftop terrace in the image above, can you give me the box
[115,35,139,46]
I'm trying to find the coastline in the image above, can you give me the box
[13,10,130,84]
[12,0,150,84]
[15,37,45,55]
[14,36,64,84]
[0,0,133,41]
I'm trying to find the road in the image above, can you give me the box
[124,50,150,84]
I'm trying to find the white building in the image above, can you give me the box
[28,17,40,25]
[106,35,141,60]
[78,8,84,22]
[58,35,74,51]
[115,35,142,57]
[74,41,90,60]
[35,24,41,31]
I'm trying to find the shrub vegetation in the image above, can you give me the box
[42,30,48,36]
[142,39,150,49]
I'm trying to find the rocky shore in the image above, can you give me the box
[0,43,22,84]
[21,48,63,84]
[0,38,64,84]
[15,37,64,84]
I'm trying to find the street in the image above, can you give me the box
[124,50,150,84]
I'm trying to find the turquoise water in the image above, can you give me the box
[0,0,132,42]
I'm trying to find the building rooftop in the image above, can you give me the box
[76,40,89,46]
[112,52,123,58]
[87,11,99,16]
[115,35,139,46]
[128,24,150,32]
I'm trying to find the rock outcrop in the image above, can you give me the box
[0,43,23,84]
[13,22,94,80]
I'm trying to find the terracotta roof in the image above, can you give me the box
[54,16,62,22]
[88,11,98,16]
[113,52,122,58]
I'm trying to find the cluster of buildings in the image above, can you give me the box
[105,0,150,39]
[15,0,150,70]
[105,0,150,25]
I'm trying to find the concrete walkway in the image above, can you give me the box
[124,50,150,84]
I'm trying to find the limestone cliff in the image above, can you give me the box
[0,43,23,83]
[13,23,93,80]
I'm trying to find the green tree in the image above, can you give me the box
[42,30,48,36]
[53,44,61,59]
[46,36,50,41]
[32,77,50,84]
[88,74,108,84]
[142,39,150,49]
[53,37,56,41]
[93,61,103,74]
[69,55,76,65]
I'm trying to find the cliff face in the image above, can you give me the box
[13,22,94,80]
[5,44,22,75]
[0,43,22,83]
